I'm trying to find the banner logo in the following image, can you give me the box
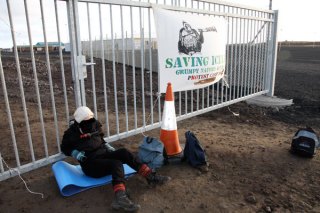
[153,7,227,93]
[178,21,217,56]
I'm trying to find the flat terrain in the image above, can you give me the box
[0,46,319,213]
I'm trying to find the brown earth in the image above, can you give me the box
[0,46,320,213]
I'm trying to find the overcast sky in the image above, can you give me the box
[229,0,320,42]
[0,0,319,48]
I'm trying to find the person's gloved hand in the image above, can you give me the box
[105,142,116,152]
[71,150,87,162]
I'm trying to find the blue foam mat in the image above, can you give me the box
[52,161,136,197]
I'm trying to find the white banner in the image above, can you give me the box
[153,7,227,93]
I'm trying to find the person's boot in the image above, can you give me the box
[146,172,171,186]
[111,190,141,212]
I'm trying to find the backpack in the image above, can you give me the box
[138,137,164,170]
[182,131,207,167]
[291,127,319,157]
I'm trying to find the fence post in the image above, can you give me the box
[67,0,87,107]
[266,10,279,96]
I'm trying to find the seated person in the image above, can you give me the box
[61,106,171,212]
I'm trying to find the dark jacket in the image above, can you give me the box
[61,120,106,158]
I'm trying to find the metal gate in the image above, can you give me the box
[0,0,278,181]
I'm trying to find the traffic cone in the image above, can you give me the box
[160,83,182,157]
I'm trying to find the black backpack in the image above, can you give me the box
[182,131,207,167]
[291,127,319,157]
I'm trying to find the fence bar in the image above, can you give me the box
[158,75,161,123]
[179,91,182,116]
[0,153,4,173]
[140,8,146,128]
[216,6,221,104]
[207,0,212,106]
[261,14,268,91]
[224,6,230,102]
[260,17,266,91]
[229,14,233,101]
[55,0,70,124]
[266,11,278,96]
[86,2,98,119]
[120,5,129,132]
[126,32,129,66]
[130,6,138,130]
[261,16,266,90]
[249,11,254,95]
[200,89,202,109]
[211,84,215,106]
[6,0,33,165]
[206,86,209,108]
[73,0,86,106]
[219,5,225,104]
[254,11,259,93]
[257,18,263,92]
[24,0,45,161]
[191,89,194,112]
[244,11,249,97]
[67,0,81,107]
[184,91,187,114]
[253,11,259,93]
[252,12,257,93]
[233,11,238,100]
[148,8,154,123]
[240,15,245,97]
[0,51,20,168]
[256,15,261,92]
[196,89,199,110]
[202,4,207,106]
[239,9,243,99]
[94,37,98,58]
[265,17,271,92]
[258,17,263,91]
[99,4,110,136]
[110,5,120,134]
[236,13,241,99]
[196,1,200,110]
[40,0,60,153]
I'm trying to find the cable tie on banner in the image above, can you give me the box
[228,107,239,117]
[222,75,229,88]
[1,156,44,199]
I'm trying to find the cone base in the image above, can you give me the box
[166,151,183,158]
[160,129,182,156]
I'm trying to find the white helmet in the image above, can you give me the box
[73,106,94,123]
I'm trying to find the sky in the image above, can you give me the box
[0,0,319,48]
[229,0,320,42]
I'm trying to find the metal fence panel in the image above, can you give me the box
[0,0,277,181]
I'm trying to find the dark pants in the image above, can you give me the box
[80,148,142,185]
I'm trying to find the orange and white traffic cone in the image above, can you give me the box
[160,82,182,157]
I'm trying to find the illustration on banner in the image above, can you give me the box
[178,21,219,84]
[178,21,217,56]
